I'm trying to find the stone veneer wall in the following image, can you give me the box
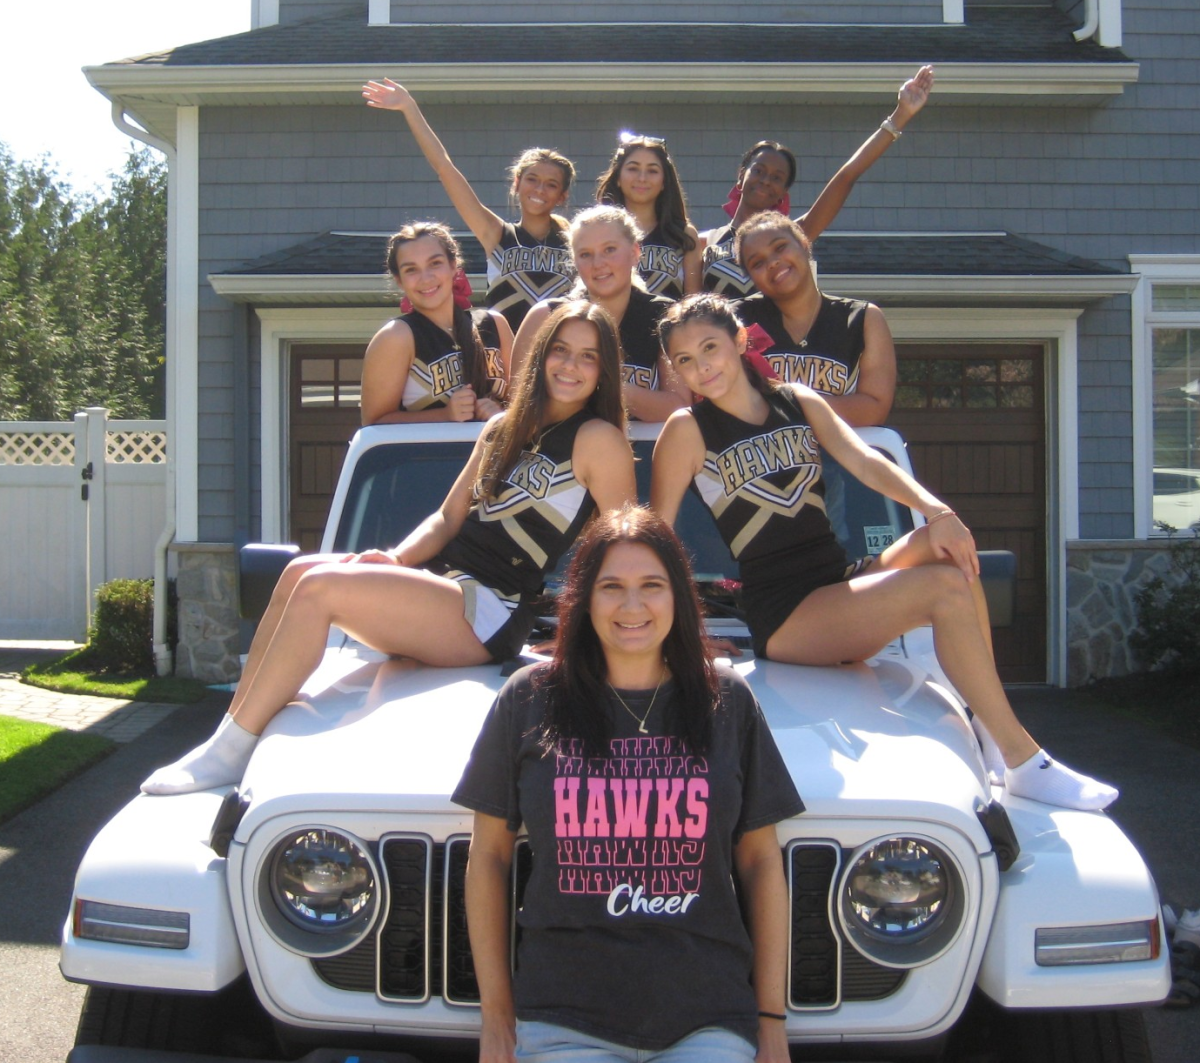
[173,542,241,682]
[1065,539,1184,687]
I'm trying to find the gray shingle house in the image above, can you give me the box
[84,0,1200,686]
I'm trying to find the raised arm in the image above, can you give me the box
[465,812,519,1063]
[650,409,706,524]
[363,78,506,254]
[823,304,895,427]
[798,65,934,241]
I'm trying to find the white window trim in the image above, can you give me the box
[884,307,1081,687]
[1129,254,1200,539]
[943,0,964,25]
[254,308,392,542]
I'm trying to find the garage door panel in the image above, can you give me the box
[892,343,1047,683]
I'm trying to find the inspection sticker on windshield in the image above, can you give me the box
[863,525,897,554]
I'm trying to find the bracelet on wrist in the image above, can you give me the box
[925,509,956,526]
[758,1010,787,1021]
[880,117,902,141]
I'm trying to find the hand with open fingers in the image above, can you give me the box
[896,65,935,120]
[446,385,477,422]
[705,635,743,658]
[362,77,415,113]
[927,513,978,582]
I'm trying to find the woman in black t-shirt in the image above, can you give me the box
[651,293,1118,814]
[455,505,801,1063]
[142,303,636,796]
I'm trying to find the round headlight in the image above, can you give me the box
[260,828,381,957]
[838,837,964,968]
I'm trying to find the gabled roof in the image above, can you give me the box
[208,230,1136,308]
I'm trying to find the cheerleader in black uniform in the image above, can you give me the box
[650,294,1118,812]
[514,206,692,422]
[364,79,576,331]
[595,133,702,299]
[143,302,636,796]
[702,65,935,298]
[361,223,513,425]
[735,213,893,428]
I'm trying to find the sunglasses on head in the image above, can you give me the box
[619,131,667,149]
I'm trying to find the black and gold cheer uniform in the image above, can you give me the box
[701,223,755,299]
[638,224,686,300]
[737,293,868,395]
[399,308,507,412]
[431,408,599,659]
[689,388,864,656]
[487,222,574,332]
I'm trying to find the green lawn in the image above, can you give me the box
[22,647,209,703]
[0,716,115,824]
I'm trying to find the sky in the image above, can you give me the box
[4,1,250,194]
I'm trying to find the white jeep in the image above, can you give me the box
[61,422,1170,1062]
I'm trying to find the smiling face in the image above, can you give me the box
[738,148,792,213]
[541,318,603,413]
[571,220,641,300]
[664,317,747,403]
[739,225,814,301]
[391,234,456,312]
[513,160,569,218]
[589,541,675,668]
[617,147,666,207]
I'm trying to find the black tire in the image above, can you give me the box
[947,993,1154,1063]
[75,977,277,1057]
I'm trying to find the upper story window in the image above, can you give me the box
[1132,259,1200,537]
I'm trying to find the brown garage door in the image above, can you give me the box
[289,345,365,551]
[889,343,1047,684]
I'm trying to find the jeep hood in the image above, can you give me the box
[238,642,991,844]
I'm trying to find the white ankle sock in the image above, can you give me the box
[970,715,1006,786]
[141,714,259,795]
[1004,750,1119,811]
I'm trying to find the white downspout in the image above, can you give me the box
[112,104,177,676]
[1073,0,1099,42]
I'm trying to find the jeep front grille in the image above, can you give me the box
[313,837,905,1009]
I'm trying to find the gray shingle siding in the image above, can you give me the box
[187,0,1198,542]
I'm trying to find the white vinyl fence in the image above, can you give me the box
[0,409,167,640]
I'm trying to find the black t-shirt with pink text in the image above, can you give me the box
[452,663,803,1051]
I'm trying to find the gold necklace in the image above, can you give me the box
[529,418,566,455]
[607,669,665,734]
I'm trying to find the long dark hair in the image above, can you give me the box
[537,505,719,756]
[736,140,798,190]
[657,292,778,398]
[595,136,697,255]
[385,222,489,396]
[476,301,625,500]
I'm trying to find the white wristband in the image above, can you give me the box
[880,117,902,141]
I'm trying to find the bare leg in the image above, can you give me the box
[763,559,1117,810]
[142,561,492,794]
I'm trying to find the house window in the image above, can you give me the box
[1133,260,1200,536]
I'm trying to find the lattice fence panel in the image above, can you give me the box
[107,430,166,464]
[0,431,75,465]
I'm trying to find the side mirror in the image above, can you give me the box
[978,550,1016,628]
[239,543,302,621]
